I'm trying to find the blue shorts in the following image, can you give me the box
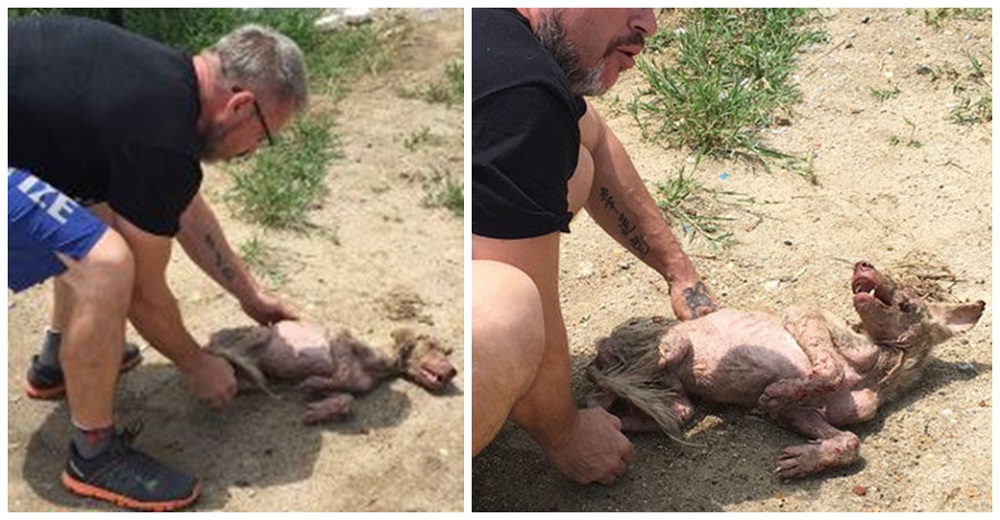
[8,167,109,293]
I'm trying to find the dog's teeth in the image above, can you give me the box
[868,288,876,296]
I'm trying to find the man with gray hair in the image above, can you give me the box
[9,15,308,510]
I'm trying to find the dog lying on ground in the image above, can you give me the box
[207,321,457,424]
[588,261,985,478]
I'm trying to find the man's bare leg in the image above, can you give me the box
[472,260,545,455]
[29,278,76,369]
[52,217,202,511]
[29,201,141,401]
[473,234,634,484]
[57,228,133,429]
[52,203,114,336]
[52,276,74,333]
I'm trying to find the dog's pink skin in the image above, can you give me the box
[257,324,390,394]
[211,321,457,424]
[593,261,985,478]
[257,321,335,380]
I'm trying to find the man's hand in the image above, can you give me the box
[670,280,719,321]
[241,289,300,325]
[182,351,238,408]
[543,407,635,485]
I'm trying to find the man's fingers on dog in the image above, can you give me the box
[623,443,636,464]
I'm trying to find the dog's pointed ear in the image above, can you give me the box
[927,300,985,335]
[391,328,419,358]
[391,328,417,346]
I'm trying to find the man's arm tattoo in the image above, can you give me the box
[683,281,717,318]
[598,186,650,258]
[204,233,236,282]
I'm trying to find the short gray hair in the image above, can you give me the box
[210,24,309,113]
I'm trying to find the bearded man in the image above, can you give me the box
[471,8,718,485]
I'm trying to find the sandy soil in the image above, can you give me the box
[472,8,992,512]
[7,9,464,512]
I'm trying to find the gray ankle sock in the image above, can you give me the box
[72,423,116,460]
[38,329,62,368]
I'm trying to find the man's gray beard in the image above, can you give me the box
[199,126,228,163]
[535,11,608,97]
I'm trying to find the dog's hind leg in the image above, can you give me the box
[772,406,861,478]
[657,327,693,370]
[301,393,354,425]
[299,375,375,397]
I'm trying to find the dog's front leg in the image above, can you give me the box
[759,305,846,412]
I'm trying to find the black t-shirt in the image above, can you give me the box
[9,16,203,237]
[472,8,588,239]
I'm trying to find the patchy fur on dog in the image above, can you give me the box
[206,321,457,425]
[588,261,985,478]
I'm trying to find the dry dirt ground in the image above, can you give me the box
[473,8,992,512]
[7,9,464,512]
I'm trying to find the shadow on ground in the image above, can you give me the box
[471,352,986,512]
[22,363,414,511]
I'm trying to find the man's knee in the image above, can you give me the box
[62,228,134,302]
[472,260,544,366]
[472,260,547,454]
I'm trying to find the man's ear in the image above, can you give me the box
[225,88,254,118]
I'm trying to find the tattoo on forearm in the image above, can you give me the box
[204,233,236,282]
[598,187,650,258]
[683,281,717,318]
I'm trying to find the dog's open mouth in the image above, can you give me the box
[424,368,443,388]
[852,275,892,306]
[415,366,455,391]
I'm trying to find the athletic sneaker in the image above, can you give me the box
[25,343,143,400]
[61,423,202,511]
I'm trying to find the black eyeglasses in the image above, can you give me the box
[232,86,274,146]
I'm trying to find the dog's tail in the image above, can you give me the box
[586,361,692,446]
[218,348,280,399]
[206,326,280,399]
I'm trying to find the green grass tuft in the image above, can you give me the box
[949,52,992,125]
[653,166,756,249]
[950,95,992,124]
[239,235,288,285]
[226,115,340,229]
[870,86,901,101]
[923,8,991,29]
[628,8,826,168]
[399,60,464,107]
[422,167,464,217]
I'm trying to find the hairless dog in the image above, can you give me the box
[208,321,457,424]
[588,261,984,478]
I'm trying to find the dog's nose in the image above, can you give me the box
[855,260,874,272]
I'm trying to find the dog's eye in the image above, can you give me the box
[899,300,912,312]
